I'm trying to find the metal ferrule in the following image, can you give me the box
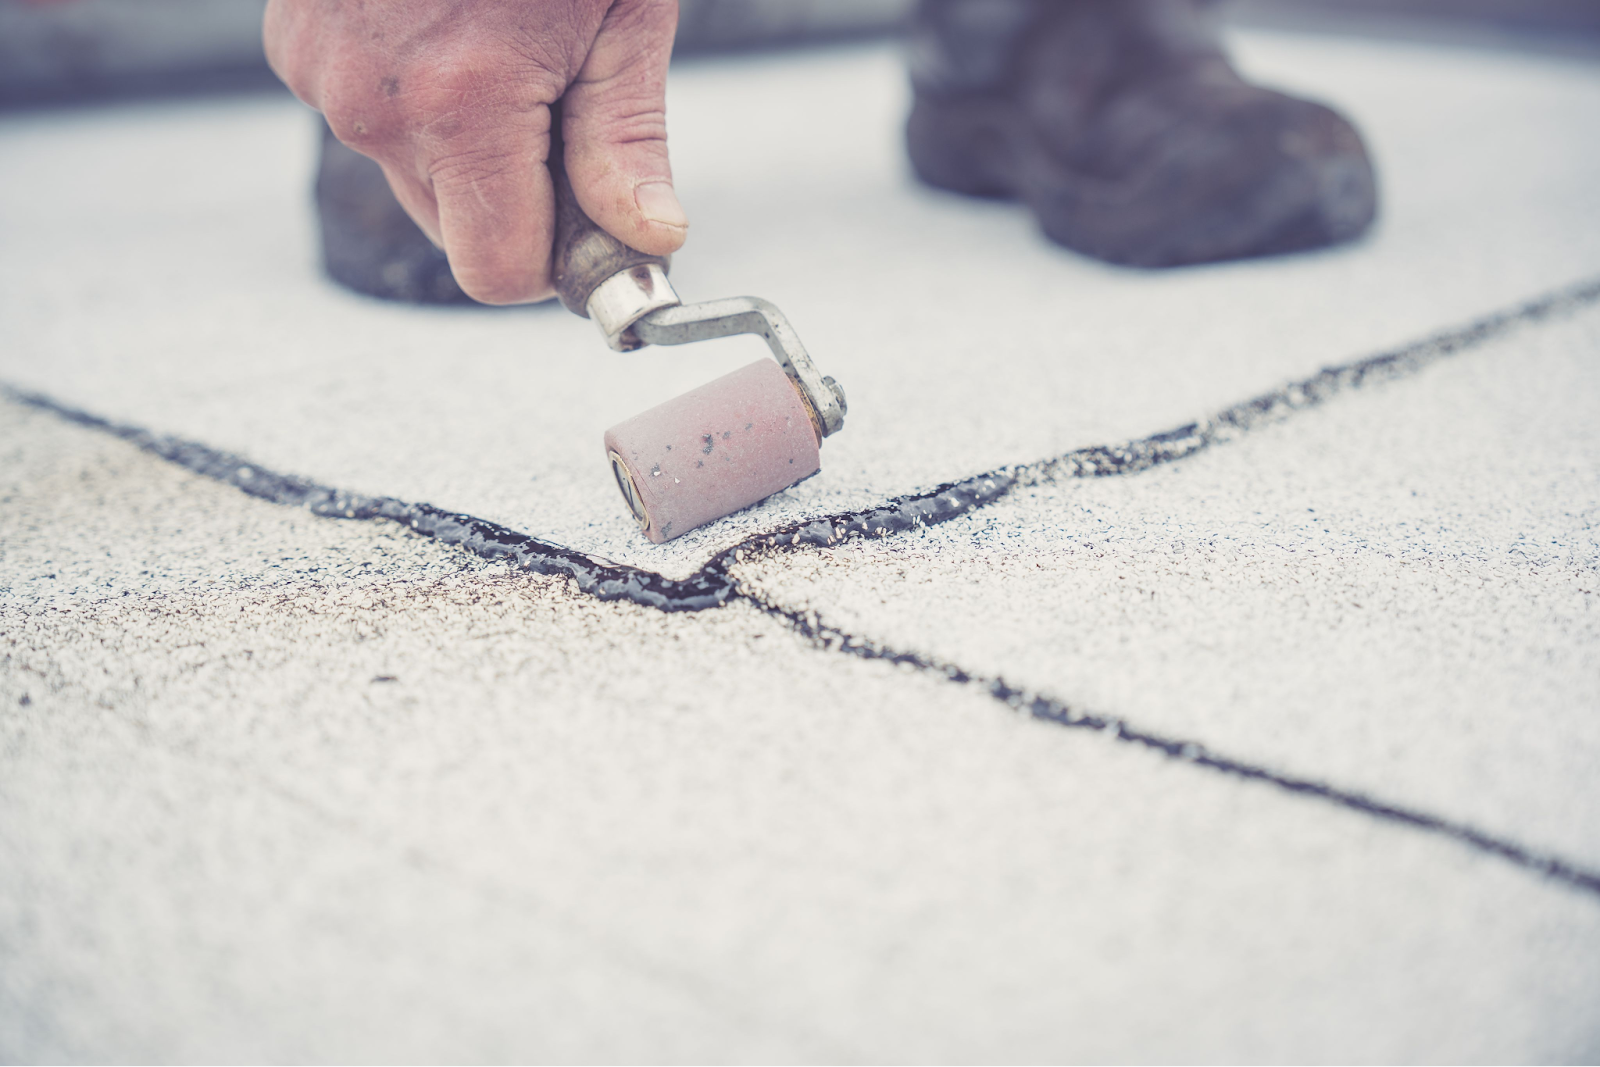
[585,263,682,351]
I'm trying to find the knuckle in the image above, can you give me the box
[319,69,404,146]
[311,27,567,155]
[603,0,679,40]
[426,141,528,189]
[431,45,562,107]
[320,52,548,151]
[408,61,557,147]
[504,33,584,89]
[599,108,668,147]
[566,80,668,150]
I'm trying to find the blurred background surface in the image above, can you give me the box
[3,0,1599,107]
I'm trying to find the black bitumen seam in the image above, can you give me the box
[748,596,1600,899]
[6,273,1600,900]
[10,274,1599,615]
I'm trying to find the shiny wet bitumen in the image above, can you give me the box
[7,273,1600,900]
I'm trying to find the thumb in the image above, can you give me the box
[561,0,686,257]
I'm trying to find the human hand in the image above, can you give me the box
[264,0,685,304]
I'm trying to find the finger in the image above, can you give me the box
[428,114,555,305]
[379,161,443,247]
[562,0,686,256]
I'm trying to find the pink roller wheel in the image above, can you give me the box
[604,359,822,543]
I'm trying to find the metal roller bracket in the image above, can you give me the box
[632,297,847,438]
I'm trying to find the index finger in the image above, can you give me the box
[428,114,555,305]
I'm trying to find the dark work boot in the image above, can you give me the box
[906,0,1378,267]
[314,121,471,304]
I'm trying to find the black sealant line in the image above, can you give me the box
[12,274,1600,614]
[746,595,1600,899]
[8,274,1600,899]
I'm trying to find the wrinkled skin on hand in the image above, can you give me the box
[264,0,686,304]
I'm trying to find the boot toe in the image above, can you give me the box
[1027,87,1379,268]
[315,125,472,305]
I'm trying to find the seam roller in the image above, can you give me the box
[548,136,847,544]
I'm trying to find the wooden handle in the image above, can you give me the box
[549,107,671,317]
